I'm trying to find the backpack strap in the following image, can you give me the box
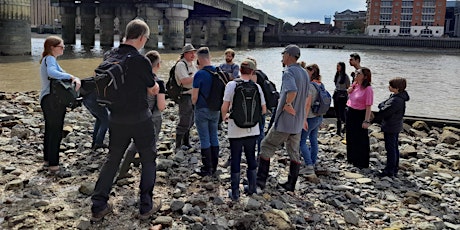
[174,60,189,88]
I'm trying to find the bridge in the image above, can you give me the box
[0,0,283,55]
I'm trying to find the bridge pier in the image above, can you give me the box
[61,5,77,45]
[80,4,96,46]
[0,0,31,55]
[225,20,241,48]
[189,19,203,47]
[207,19,221,47]
[99,4,115,46]
[239,25,251,48]
[138,5,162,49]
[165,8,188,50]
[117,4,137,38]
[254,26,266,47]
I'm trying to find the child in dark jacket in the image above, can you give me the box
[377,77,410,177]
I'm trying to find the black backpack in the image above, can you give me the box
[230,79,262,128]
[91,48,137,109]
[166,60,188,103]
[45,58,81,109]
[255,70,280,109]
[201,67,231,111]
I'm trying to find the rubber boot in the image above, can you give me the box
[197,148,212,177]
[175,134,184,151]
[280,161,301,192]
[244,169,257,195]
[228,172,240,201]
[210,146,220,175]
[182,131,192,149]
[256,157,270,190]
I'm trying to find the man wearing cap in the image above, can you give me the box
[256,44,309,192]
[174,44,198,151]
[221,59,266,201]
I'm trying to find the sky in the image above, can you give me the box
[242,0,367,25]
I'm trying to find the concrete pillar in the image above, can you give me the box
[206,19,221,47]
[80,4,96,46]
[189,19,203,47]
[98,4,115,47]
[0,0,31,55]
[239,25,250,48]
[137,5,163,49]
[254,25,266,47]
[60,6,77,45]
[117,5,137,39]
[224,20,240,48]
[455,14,460,37]
[164,8,188,50]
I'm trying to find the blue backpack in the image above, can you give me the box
[311,82,332,116]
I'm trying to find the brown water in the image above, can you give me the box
[1,34,460,120]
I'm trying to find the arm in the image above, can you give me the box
[303,94,312,130]
[176,62,194,86]
[283,91,297,116]
[362,105,372,129]
[147,82,159,96]
[191,88,199,105]
[221,101,230,122]
[156,93,166,111]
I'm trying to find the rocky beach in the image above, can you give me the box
[1,91,460,230]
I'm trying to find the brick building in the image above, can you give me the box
[366,0,446,37]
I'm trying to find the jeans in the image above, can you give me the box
[230,136,258,174]
[40,94,67,167]
[176,94,194,136]
[257,114,266,154]
[300,116,323,166]
[194,107,220,149]
[384,132,400,175]
[82,92,109,146]
[91,118,157,215]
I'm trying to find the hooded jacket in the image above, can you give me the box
[378,91,410,133]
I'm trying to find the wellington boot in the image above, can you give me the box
[256,158,270,190]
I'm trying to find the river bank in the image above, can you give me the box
[1,91,460,229]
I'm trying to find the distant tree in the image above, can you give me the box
[346,20,365,35]
[283,22,294,32]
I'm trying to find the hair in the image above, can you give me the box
[306,64,321,81]
[350,53,361,62]
[360,67,372,87]
[334,62,347,84]
[299,61,307,69]
[224,48,235,57]
[125,19,150,40]
[196,47,210,60]
[389,77,407,92]
[40,36,63,64]
[240,66,253,75]
[145,50,161,67]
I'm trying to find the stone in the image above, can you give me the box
[343,210,360,226]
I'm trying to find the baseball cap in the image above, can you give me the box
[240,58,256,70]
[282,44,301,58]
[182,44,196,54]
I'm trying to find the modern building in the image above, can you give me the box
[333,9,367,34]
[366,0,446,37]
[446,0,460,37]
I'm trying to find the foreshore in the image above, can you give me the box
[1,91,460,229]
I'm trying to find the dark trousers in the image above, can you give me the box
[334,95,348,129]
[230,136,258,174]
[176,94,194,135]
[384,132,400,175]
[346,107,370,168]
[91,118,157,214]
[40,94,67,167]
[82,92,109,146]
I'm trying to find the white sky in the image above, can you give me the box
[242,0,368,24]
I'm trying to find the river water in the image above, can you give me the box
[1,34,459,120]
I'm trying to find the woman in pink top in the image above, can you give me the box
[346,67,373,168]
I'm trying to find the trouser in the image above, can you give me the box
[91,118,157,215]
[346,107,370,168]
[82,92,109,146]
[230,135,258,174]
[41,94,67,167]
[176,94,194,136]
[384,132,400,175]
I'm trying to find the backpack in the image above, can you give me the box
[166,60,188,103]
[201,67,231,111]
[255,70,280,109]
[49,78,81,109]
[230,79,262,128]
[92,48,137,109]
[311,82,332,116]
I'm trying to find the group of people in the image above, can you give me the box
[39,18,410,222]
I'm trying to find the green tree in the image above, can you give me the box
[346,20,365,34]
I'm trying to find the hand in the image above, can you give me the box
[222,113,229,123]
[152,82,160,95]
[303,120,309,131]
[71,76,81,91]
[283,104,296,116]
[362,121,370,129]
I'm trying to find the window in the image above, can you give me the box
[400,28,411,34]
[379,28,390,34]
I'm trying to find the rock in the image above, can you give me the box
[79,182,95,196]
[412,121,430,131]
[153,216,174,226]
[262,210,294,230]
[343,210,360,226]
[440,130,460,145]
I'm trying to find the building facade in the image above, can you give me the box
[334,10,367,34]
[366,0,446,37]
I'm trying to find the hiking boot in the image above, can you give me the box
[299,165,315,175]
[138,199,162,220]
[91,203,113,222]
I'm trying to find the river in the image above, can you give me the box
[0,34,459,120]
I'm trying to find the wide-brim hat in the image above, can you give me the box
[182,44,196,54]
